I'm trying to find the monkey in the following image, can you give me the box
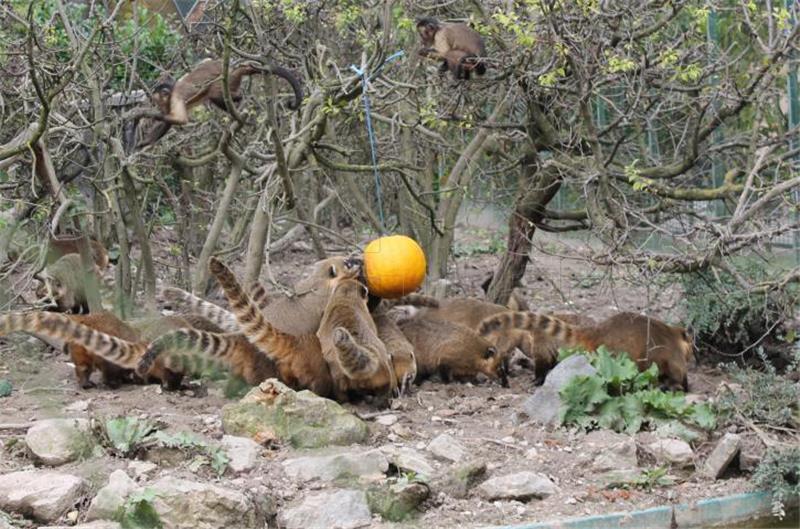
[398,316,508,386]
[477,311,693,391]
[33,253,103,314]
[45,236,109,271]
[416,17,487,80]
[139,58,303,148]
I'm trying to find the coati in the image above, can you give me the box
[65,312,140,389]
[161,287,240,332]
[316,278,395,401]
[398,316,508,386]
[478,311,693,391]
[0,310,236,390]
[372,311,417,396]
[140,58,302,148]
[204,257,335,398]
[34,253,103,314]
[45,236,109,270]
[416,17,487,80]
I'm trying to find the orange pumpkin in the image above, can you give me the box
[363,235,427,299]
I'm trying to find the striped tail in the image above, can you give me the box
[478,311,578,346]
[161,287,240,332]
[137,328,242,377]
[208,258,302,364]
[0,311,145,368]
[332,327,379,379]
[248,281,269,311]
[381,293,440,309]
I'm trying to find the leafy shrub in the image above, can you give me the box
[680,261,795,361]
[559,348,716,434]
[752,447,800,519]
[153,431,230,476]
[716,362,800,430]
[117,488,163,529]
[101,417,160,457]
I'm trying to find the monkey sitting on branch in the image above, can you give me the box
[416,17,487,80]
[137,58,303,148]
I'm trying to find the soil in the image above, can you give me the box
[0,223,772,528]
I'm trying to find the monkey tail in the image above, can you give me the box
[0,311,144,369]
[262,64,303,110]
[137,328,239,377]
[478,311,578,346]
[208,257,302,364]
[161,287,240,332]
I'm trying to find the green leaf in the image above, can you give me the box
[119,489,162,529]
[633,364,659,390]
[559,375,610,427]
[104,418,159,456]
[592,347,639,393]
[688,403,716,430]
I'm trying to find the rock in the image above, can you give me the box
[366,481,429,522]
[147,476,261,529]
[0,470,86,522]
[127,460,158,480]
[64,400,91,414]
[426,433,466,463]
[278,489,371,529]
[477,471,557,501]
[25,418,94,466]
[0,512,13,529]
[375,414,399,426]
[86,470,137,521]
[739,437,765,472]
[282,448,388,483]
[379,446,437,479]
[654,420,706,443]
[222,379,368,448]
[41,522,122,529]
[582,430,638,472]
[433,460,487,499]
[221,435,261,474]
[649,438,694,468]
[703,433,741,479]
[521,355,596,425]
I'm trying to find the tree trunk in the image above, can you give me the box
[486,157,562,305]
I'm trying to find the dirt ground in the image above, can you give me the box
[0,222,767,528]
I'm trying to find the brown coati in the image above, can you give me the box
[45,236,109,271]
[0,311,233,390]
[206,257,335,398]
[64,312,140,389]
[161,287,240,332]
[478,311,693,391]
[316,278,395,401]
[398,316,508,386]
[34,253,103,314]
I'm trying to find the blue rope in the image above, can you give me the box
[350,51,405,233]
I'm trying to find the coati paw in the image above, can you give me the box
[333,327,352,347]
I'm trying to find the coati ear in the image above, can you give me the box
[359,283,369,299]
[483,347,497,359]
[328,265,338,278]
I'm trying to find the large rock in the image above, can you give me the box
[426,434,466,463]
[583,430,638,472]
[433,460,487,499]
[278,489,371,529]
[282,448,388,483]
[222,379,368,448]
[221,435,261,474]
[649,438,694,468]
[477,471,557,501]
[0,471,86,522]
[703,433,741,479]
[521,355,596,425]
[86,470,137,521]
[147,476,261,529]
[366,481,429,522]
[25,418,94,466]
[42,523,122,529]
[378,446,437,479]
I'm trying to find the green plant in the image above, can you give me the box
[117,488,163,529]
[680,261,795,359]
[152,431,230,476]
[609,466,674,490]
[752,447,800,519]
[559,348,716,434]
[101,417,160,457]
[717,362,800,430]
